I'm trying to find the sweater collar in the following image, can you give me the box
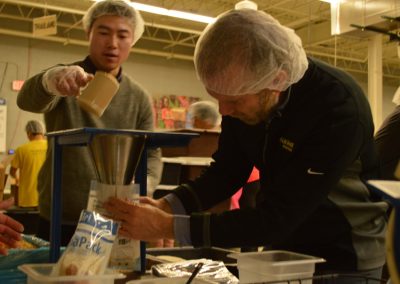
[81,56,123,82]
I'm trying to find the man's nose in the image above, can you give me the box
[108,35,118,47]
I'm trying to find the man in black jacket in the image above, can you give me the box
[105,8,388,280]
[374,92,400,180]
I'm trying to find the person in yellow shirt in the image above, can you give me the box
[10,120,47,208]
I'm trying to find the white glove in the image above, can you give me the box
[41,65,93,97]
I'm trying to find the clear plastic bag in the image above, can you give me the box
[51,210,119,276]
[87,180,141,271]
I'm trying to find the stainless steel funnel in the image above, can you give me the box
[89,134,146,185]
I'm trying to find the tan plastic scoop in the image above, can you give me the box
[77,71,119,117]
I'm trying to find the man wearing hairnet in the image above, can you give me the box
[17,0,162,245]
[104,8,388,280]
[10,120,47,208]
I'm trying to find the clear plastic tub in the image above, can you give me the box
[18,263,126,284]
[228,250,325,284]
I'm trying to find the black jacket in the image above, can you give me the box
[173,58,387,271]
[374,105,400,179]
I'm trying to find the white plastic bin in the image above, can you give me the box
[19,263,126,284]
[229,250,325,284]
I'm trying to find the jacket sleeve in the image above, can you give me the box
[17,71,62,113]
[173,116,255,212]
[136,89,163,196]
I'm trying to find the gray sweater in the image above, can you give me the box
[17,57,162,224]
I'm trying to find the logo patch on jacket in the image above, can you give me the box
[280,137,294,152]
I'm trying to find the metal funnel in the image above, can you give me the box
[89,134,146,185]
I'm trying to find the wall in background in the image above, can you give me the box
[0,34,398,153]
[0,35,208,151]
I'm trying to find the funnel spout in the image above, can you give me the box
[89,134,146,185]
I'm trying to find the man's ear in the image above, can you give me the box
[271,70,288,91]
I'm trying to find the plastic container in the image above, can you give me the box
[0,268,27,284]
[19,263,125,284]
[0,235,58,282]
[228,250,325,284]
[0,235,52,271]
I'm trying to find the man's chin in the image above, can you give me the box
[237,116,260,125]
[99,61,120,71]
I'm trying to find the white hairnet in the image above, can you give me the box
[25,120,45,134]
[194,9,308,96]
[82,0,144,45]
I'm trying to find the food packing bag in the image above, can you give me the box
[87,180,141,271]
[51,210,119,276]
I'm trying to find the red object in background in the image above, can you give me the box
[231,167,260,209]
[12,80,25,91]
[154,95,200,129]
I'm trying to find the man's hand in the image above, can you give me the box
[139,196,173,213]
[0,198,24,255]
[42,65,94,97]
[104,197,174,242]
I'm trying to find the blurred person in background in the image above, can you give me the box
[17,0,162,245]
[188,100,221,130]
[10,120,47,208]
[105,8,388,282]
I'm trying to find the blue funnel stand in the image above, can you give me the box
[47,127,198,273]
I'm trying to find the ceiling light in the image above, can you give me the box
[320,0,342,3]
[91,0,215,24]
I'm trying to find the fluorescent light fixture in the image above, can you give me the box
[91,0,215,24]
[320,0,342,3]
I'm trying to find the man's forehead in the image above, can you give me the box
[92,16,133,31]
[206,88,243,101]
[202,62,251,96]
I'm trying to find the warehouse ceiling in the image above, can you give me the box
[1,0,400,85]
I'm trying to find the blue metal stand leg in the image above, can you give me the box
[136,147,147,273]
[50,137,63,262]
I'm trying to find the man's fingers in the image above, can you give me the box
[0,234,18,246]
[0,247,8,256]
[0,214,24,235]
[104,197,133,213]
[0,197,14,210]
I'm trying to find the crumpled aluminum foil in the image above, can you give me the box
[151,258,239,284]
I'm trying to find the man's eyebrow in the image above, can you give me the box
[96,24,111,31]
[96,25,131,34]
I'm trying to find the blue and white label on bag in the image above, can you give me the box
[51,210,120,276]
